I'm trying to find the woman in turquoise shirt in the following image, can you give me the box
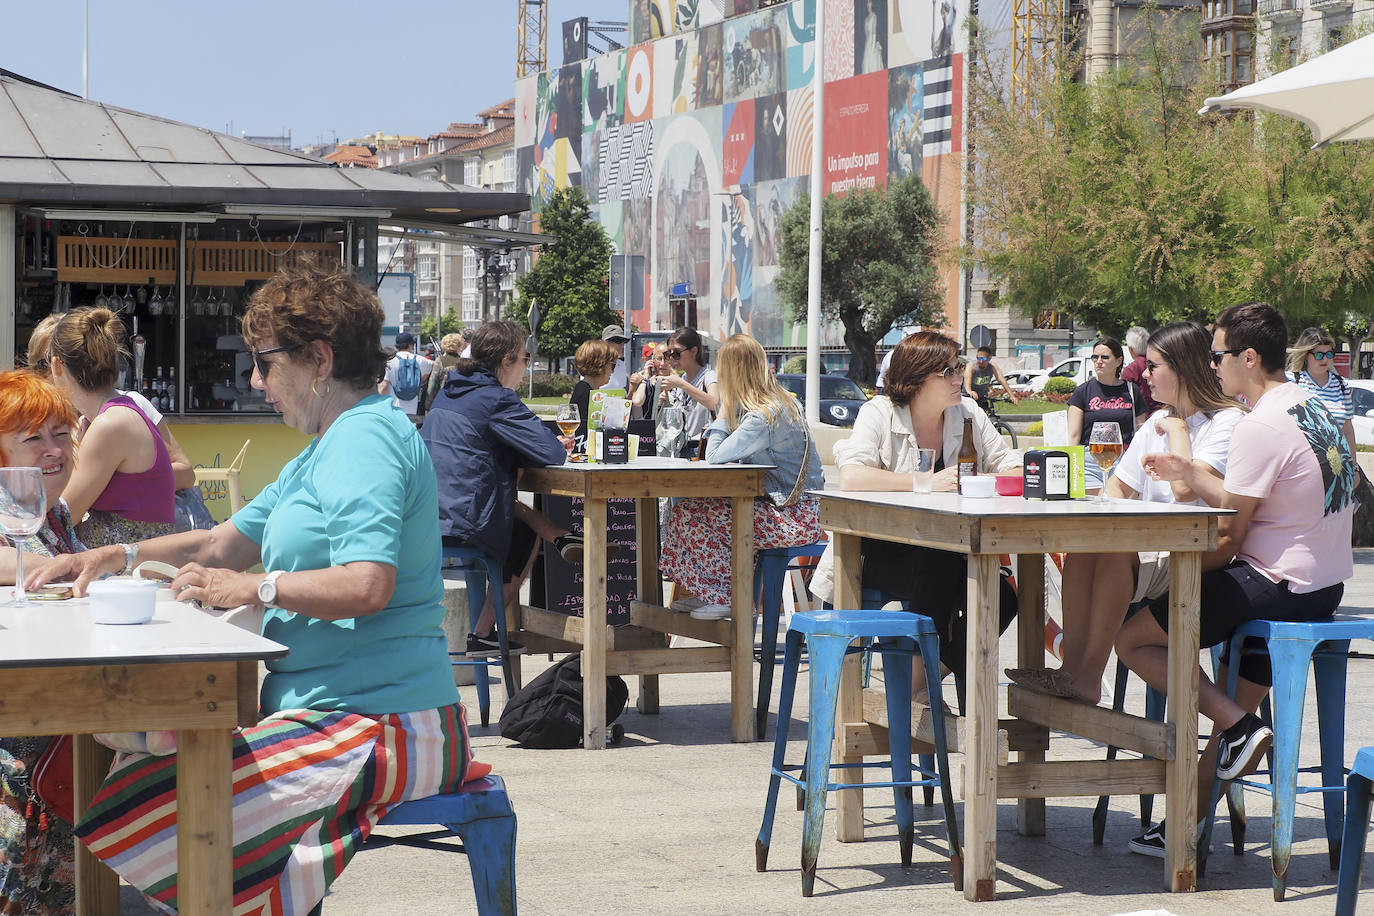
[33,261,469,916]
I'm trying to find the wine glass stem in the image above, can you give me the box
[11,537,24,606]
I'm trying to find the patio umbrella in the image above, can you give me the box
[1199,33,1374,147]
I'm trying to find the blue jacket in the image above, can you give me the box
[704,406,825,504]
[421,368,566,562]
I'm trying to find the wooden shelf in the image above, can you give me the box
[56,237,339,286]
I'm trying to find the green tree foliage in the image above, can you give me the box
[965,9,1374,369]
[419,307,465,345]
[776,174,948,384]
[511,186,620,364]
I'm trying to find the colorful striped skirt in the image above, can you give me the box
[75,703,470,916]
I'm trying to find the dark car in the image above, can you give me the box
[775,374,870,427]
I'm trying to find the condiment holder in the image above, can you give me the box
[88,577,158,624]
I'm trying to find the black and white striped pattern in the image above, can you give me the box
[599,121,656,202]
[923,56,954,157]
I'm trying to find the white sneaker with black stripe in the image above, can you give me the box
[1126,820,1213,858]
[1216,713,1273,781]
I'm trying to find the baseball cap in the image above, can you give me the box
[601,325,630,343]
[395,332,415,347]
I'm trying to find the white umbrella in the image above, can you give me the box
[1199,33,1374,147]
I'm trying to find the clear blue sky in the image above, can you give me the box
[1,0,630,147]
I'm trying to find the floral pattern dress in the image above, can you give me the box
[0,500,82,916]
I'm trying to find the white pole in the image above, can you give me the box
[804,0,825,425]
[82,0,89,99]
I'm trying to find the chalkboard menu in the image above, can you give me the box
[540,419,658,626]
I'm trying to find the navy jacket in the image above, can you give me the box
[421,368,566,562]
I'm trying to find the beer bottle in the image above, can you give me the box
[957,417,978,491]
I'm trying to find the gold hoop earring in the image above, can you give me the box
[311,378,330,399]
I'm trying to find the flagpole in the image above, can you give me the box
[804,0,825,424]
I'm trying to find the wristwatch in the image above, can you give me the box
[118,542,139,576]
[257,570,285,606]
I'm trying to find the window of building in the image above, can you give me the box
[503,149,516,184]
[1327,27,1345,51]
[464,159,479,186]
[462,248,478,280]
[462,292,479,324]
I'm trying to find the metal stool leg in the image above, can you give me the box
[1314,640,1352,870]
[918,628,963,891]
[1336,769,1374,916]
[755,553,787,740]
[1265,638,1316,902]
[757,628,805,872]
[880,639,916,866]
[800,633,852,897]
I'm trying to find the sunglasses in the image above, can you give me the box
[1144,360,1165,373]
[663,348,684,358]
[1091,354,1115,362]
[1209,347,1248,364]
[252,343,303,379]
[936,359,968,378]
[1311,350,1336,361]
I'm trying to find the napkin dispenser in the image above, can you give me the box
[1023,449,1070,500]
[600,427,630,463]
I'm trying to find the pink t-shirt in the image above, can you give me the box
[1224,382,1355,593]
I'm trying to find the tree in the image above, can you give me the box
[419,306,464,345]
[511,186,620,364]
[776,174,948,385]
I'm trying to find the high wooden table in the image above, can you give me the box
[817,490,1226,901]
[0,593,288,915]
[519,457,768,749]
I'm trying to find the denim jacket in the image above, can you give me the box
[703,406,826,504]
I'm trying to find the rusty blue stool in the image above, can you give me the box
[753,542,829,739]
[371,774,518,916]
[1209,614,1374,900]
[1335,746,1374,915]
[755,609,962,897]
[444,545,518,727]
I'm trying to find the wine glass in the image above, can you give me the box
[1087,422,1124,505]
[149,286,164,317]
[122,286,136,313]
[0,467,48,606]
[555,404,581,456]
[656,405,686,458]
[190,287,205,317]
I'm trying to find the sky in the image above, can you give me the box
[1,0,630,148]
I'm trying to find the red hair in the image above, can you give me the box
[0,370,79,465]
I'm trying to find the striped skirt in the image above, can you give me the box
[75,703,471,916]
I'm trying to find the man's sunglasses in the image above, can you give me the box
[1209,347,1248,364]
[252,343,303,378]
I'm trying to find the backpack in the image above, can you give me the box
[498,653,629,748]
[393,353,423,401]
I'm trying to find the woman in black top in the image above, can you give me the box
[1067,336,1146,494]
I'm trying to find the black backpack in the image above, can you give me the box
[498,654,629,748]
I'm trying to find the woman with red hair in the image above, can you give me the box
[0,369,86,915]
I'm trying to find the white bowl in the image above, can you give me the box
[88,577,158,624]
[960,475,997,498]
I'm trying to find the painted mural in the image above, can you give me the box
[518,0,969,348]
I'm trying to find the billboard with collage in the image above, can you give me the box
[518,0,969,348]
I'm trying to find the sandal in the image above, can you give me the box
[1004,667,1095,704]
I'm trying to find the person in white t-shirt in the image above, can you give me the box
[599,325,630,391]
[1007,322,1243,706]
[1115,302,1357,856]
[380,332,433,415]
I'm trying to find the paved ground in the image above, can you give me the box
[122,550,1374,915]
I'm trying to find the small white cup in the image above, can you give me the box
[960,475,997,498]
[912,447,937,494]
[88,577,158,624]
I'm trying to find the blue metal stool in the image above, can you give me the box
[444,545,518,727]
[753,542,829,739]
[755,609,962,897]
[1208,614,1374,900]
[1335,746,1374,915]
[371,775,518,916]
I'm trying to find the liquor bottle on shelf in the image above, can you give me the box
[166,367,177,412]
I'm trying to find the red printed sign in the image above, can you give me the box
[822,71,889,196]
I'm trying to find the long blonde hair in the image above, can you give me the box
[715,335,801,430]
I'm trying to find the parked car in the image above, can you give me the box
[1028,356,1093,394]
[1350,379,1374,448]
[775,374,870,427]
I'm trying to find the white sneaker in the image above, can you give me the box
[690,602,732,620]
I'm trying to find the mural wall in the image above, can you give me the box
[518,0,970,348]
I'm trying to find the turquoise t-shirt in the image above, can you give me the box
[233,394,459,716]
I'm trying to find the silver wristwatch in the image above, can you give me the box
[257,570,285,606]
[118,542,139,576]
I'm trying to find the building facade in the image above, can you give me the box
[1254,0,1372,75]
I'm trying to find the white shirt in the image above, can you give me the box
[600,359,628,392]
[1113,407,1243,505]
[384,351,434,415]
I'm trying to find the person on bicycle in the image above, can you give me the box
[964,346,1020,410]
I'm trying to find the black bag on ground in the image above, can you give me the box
[498,653,628,748]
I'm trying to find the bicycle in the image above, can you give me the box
[982,396,1019,448]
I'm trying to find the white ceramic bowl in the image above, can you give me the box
[88,577,158,625]
[960,475,997,498]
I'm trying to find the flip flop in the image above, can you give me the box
[1004,667,1095,704]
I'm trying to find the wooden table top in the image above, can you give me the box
[521,457,770,500]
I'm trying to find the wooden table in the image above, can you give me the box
[519,457,767,749]
[817,490,1226,901]
[0,593,287,915]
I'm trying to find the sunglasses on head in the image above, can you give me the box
[252,343,303,379]
[1312,350,1336,361]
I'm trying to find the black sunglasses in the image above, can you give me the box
[1209,347,1248,364]
[252,343,303,378]
[664,348,684,358]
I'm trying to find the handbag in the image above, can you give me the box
[31,734,75,824]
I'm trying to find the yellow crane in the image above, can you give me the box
[517,0,547,77]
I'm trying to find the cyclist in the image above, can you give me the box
[963,346,1020,411]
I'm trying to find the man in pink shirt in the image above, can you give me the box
[1115,301,1357,857]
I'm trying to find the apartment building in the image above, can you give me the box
[1254,0,1372,75]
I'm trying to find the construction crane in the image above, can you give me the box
[1010,0,1070,108]
[517,0,547,77]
